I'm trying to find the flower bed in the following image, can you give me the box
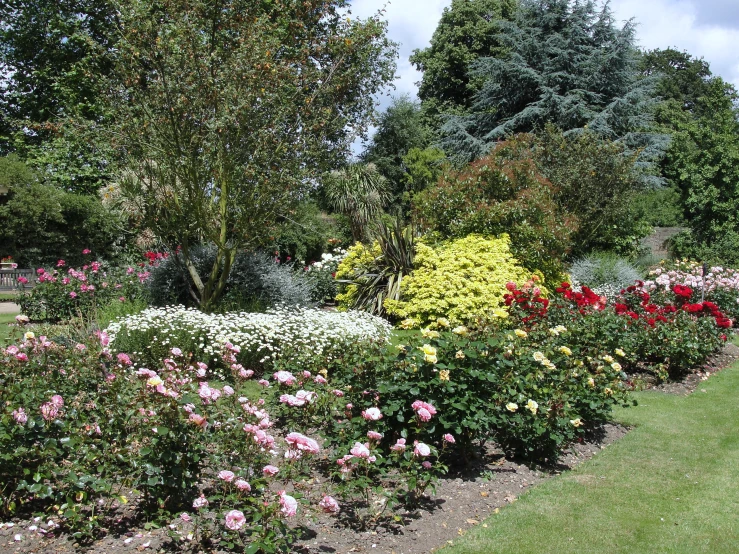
[105,305,393,376]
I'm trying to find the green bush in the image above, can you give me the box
[147,246,315,311]
[17,258,150,323]
[414,140,573,283]
[0,157,132,268]
[336,326,630,462]
[383,234,532,328]
[531,126,651,257]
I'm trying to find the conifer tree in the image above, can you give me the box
[441,0,665,178]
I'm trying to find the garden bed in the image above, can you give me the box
[0,424,628,554]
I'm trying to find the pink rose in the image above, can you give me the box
[116,353,132,366]
[224,509,245,530]
[314,375,328,385]
[367,431,383,441]
[411,400,437,418]
[189,413,207,428]
[273,370,296,385]
[218,470,235,482]
[12,408,27,424]
[285,432,321,455]
[262,465,279,477]
[413,442,431,457]
[258,379,270,387]
[192,495,208,509]
[361,407,382,421]
[50,395,64,408]
[170,347,182,356]
[422,461,432,469]
[350,442,371,459]
[222,385,234,396]
[279,491,298,517]
[319,495,340,514]
[40,402,58,421]
[234,479,251,492]
[390,438,406,452]
[443,433,456,444]
[417,407,432,422]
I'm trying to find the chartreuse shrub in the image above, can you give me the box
[335,240,382,310]
[382,234,533,328]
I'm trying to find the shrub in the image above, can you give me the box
[302,247,347,304]
[1,326,447,549]
[505,279,729,380]
[330,325,630,462]
[147,246,315,311]
[17,256,151,322]
[334,220,415,316]
[569,252,643,298]
[383,234,533,328]
[414,140,574,283]
[105,305,393,376]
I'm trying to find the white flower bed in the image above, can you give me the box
[105,305,392,369]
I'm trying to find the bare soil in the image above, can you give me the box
[1,341,736,554]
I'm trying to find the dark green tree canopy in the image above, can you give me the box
[409,0,517,129]
[441,0,664,176]
[360,95,432,209]
[0,0,118,192]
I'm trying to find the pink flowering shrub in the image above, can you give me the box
[0,328,448,551]
[17,253,152,322]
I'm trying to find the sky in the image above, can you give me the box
[347,0,739,142]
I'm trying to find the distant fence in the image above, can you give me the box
[0,268,33,291]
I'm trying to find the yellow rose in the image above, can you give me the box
[439,370,450,381]
[533,351,545,362]
[436,317,450,328]
[424,354,438,364]
[587,377,595,387]
[455,350,465,359]
[514,329,528,338]
[147,376,163,387]
[570,418,583,427]
[452,326,469,336]
[506,402,518,412]
[420,344,436,357]
[558,346,572,356]
[422,328,440,339]
[526,399,538,415]
[611,362,622,371]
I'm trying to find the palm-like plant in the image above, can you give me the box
[349,218,416,316]
[322,163,391,242]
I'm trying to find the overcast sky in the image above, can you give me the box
[348,0,739,113]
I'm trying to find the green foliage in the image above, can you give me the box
[0,0,117,190]
[268,201,344,266]
[409,0,517,130]
[321,163,391,242]
[401,146,448,200]
[531,126,651,256]
[0,174,132,268]
[107,0,397,310]
[633,187,686,227]
[414,140,574,283]
[441,0,665,178]
[384,234,531,328]
[17,258,150,322]
[334,220,415,316]
[360,96,433,212]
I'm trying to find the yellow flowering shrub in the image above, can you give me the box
[383,234,534,327]
[335,241,381,311]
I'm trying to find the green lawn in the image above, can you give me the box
[443,347,739,554]
[0,312,19,343]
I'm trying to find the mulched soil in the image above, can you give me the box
[1,340,737,554]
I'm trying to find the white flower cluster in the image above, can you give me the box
[105,305,392,366]
[305,249,347,272]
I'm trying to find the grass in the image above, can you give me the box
[442,345,739,554]
[0,291,18,301]
[0,312,19,343]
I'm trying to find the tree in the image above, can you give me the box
[442,0,665,178]
[530,125,649,256]
[360,95,432,210]
[639,48,739,263]
[409,0,517,130]
[107,0,397,310]
[0,0,118,192]
[321,163,391,243]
